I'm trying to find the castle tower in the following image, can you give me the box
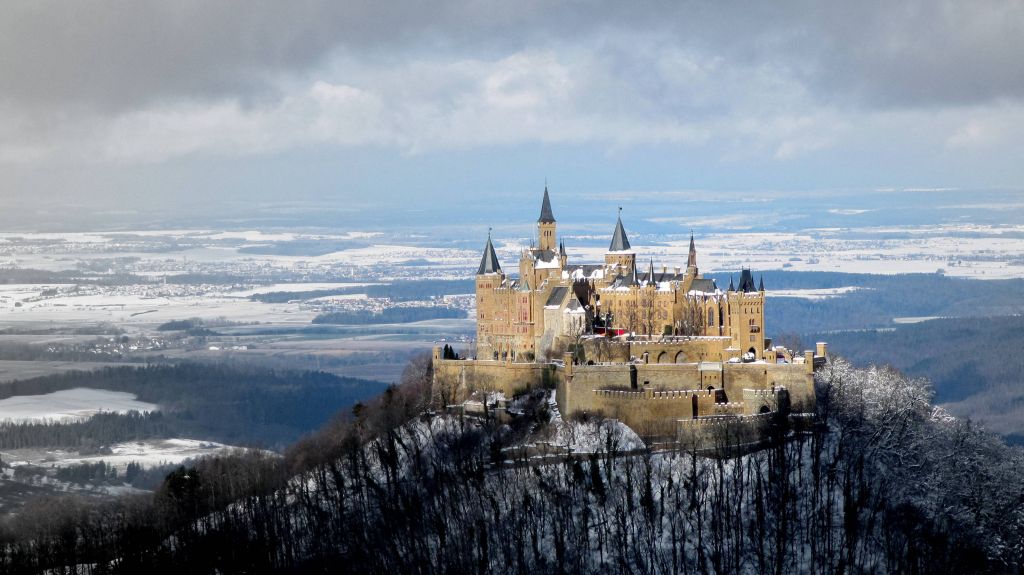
[537,186,557,252]
[475,232,505,360]
[605,208,636,273]
[726,268,765,358]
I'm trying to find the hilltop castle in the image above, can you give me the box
[475,186,767,364]
[435,188,825,441]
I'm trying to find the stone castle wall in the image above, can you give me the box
[433,345,819,439]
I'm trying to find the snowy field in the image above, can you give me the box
[1,439,243,472]
[0,388,157,423]
[766,287,867,300]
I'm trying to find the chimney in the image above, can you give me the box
[816,342,828,357]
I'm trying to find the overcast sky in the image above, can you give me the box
[2,0,1023,221]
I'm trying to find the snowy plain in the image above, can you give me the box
[0,388,157,423]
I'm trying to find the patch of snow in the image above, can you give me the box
[0,388,157,423]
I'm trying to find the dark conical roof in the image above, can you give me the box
[477,234,502,275]
[687,233,697,267]
[647,258,655,284]
[538,187,555,223]
[608,210,631,252]
[758,275,765,291]
[559,240,566,257]
[738,268,757,293]
[728,275,735,291]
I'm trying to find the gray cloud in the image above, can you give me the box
[3,0,1023,114]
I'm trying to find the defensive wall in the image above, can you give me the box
[432,342,824,440]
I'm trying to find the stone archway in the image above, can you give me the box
[657,351,669,364]
[674,351,686,363]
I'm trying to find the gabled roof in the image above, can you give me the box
[545,286,569,307]
[564,297,586,314]
[538,187,556,223]
[609,272,639,289]
[517,276,531,291]
[738,268,757,293]
[608,211,632,252]
[690,278,717,293]
[476,234,502,275]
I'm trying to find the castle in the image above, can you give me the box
[434,188,825,441]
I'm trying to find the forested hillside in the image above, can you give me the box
[2,358,1022,573]
[0,364,388,448]
[807,315,1024,443]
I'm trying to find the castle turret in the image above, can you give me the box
[476,232,505,360]
[477,232,502,276]
[726,268,765,359]
[537,186,557,252]
[687,233,698,276]
[605,208,636,272]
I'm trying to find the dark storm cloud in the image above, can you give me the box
[2,0,1022,113]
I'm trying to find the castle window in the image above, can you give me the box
[708,309,714,326]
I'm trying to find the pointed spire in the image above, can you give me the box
[476,230,502,275]
[647,258,655,284]
[687,231,697,268]
[538,185,555,223]
[738,268,757,293]
[559,240,566,257]
[608,207,632,252]
[518,276,531,291]
[728,275,735,292]
[759,275,765,292]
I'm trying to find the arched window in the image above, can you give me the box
[657,351,668,364]
[708,308,714,326]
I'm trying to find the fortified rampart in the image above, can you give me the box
[433,341,823,441]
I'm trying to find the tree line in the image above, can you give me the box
[312,306,464,325]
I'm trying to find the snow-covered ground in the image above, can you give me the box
[0,388,157,423]
[1,439,240,472]
[767,287,866,300]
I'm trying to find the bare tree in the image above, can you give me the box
[622,297,640,335]
[639,289,658,338]
[565,313,588,362]
[675,297,706,336]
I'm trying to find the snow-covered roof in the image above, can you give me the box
[535,257,560,269]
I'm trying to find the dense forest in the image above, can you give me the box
[0,364,387,448]
[0,411,169,451]
[2,357,1022,573]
